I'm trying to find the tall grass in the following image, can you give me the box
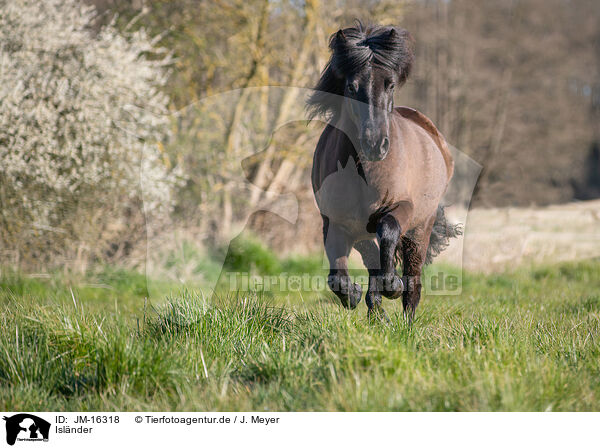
[0,259,599,411]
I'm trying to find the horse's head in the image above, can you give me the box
[308,22,414,161]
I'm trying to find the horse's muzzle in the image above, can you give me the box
[359,135,390,161]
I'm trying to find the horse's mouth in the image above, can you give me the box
[358,150,389,162]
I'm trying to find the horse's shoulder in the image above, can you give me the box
[312,124,340,192]
[394,107,454,178]
[315,123,338,149]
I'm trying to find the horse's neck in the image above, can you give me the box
[332,114,360,156]
[333,113,358,139]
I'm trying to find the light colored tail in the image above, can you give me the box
[426,206,462,264]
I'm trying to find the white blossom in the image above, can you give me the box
[0,0,182,263]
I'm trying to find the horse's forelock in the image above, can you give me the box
[331,25,413,78]
[307,23,414,119]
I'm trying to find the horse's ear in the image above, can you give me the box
[329,29,346,51]
[390,27,414,84]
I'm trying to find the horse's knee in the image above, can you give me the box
[376,214,401,247]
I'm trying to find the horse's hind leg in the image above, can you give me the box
[323,217,362,309]
[401,216,435,320]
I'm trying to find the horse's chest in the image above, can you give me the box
[314,161,391,236]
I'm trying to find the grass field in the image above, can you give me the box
[1,258,599,411]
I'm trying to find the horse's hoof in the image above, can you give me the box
[329,275,362,310]
[346,282,362,309]
[403,301,418,324]
[368,305,391,325]
[381,272,403,299]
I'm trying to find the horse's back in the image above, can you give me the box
[393,107,454,181]
[387,106,453,228]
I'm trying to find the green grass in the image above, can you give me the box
[0,259,599,411]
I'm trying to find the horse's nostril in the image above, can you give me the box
[380,137,390,153]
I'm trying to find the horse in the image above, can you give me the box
[308,22,459,321]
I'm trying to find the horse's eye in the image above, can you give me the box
[388,82,395,91]
[346,81,358,94]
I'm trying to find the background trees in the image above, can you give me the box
[400,0,600,206]
[2,0,599,266]
[91,0,599,212]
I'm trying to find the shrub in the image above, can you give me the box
[0,0,181,269]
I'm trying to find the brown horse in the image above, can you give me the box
[308,22,458,321]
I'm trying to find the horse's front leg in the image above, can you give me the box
[324,220,362,309]
[376,214,403,299]
[355,239,389,322]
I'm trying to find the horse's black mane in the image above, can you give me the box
[307,21,414,120]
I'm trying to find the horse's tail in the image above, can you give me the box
[425,206,462,264]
